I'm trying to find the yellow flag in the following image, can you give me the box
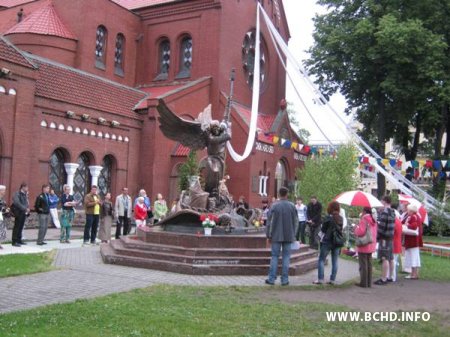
[273,136,279,144]
[291,142,298,149]
[382,159,389,166]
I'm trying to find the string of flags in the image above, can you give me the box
[359,156,450,178]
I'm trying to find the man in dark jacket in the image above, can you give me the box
[11,182,30,247]
[35,184,50,245]
[307,196,322,249]
[265,187,297,286]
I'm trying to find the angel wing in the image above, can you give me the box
[196,104,212,131]
[157,99,207,151]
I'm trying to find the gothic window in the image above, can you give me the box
[155,39,170,80]
[98,155,113,198]
[176,36,192,79]
[73,153,91,205]
[49,149,67,195]
[242,30,267,90]
[114,33,125,76]
[95,25,107,69]
[275,160,287,196]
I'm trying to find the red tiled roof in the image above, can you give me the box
[233,102,276,131]
[112,0,178,10]
[28,55,147,118]
[134,83,189,109]
[0,0,36,8]
[5,3,77,40]
[0,36,35,68]
[172,143,190,157]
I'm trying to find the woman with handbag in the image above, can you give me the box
[403,204,422,279]
[313,201,343,285]
[354,207,377,287]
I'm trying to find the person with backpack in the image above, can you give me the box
[374,195,396,285]
[313,201,344,285]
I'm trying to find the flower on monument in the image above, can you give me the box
[201,215,216,228]
[199,214,207,222]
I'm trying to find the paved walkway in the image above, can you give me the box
[0,230,360,314]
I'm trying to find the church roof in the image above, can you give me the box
[5,3,77,40]
[26,53,148,118]
[0,36,35,68]
[0,0,36,8]
[112,0,178,10]
[232,102,277,142]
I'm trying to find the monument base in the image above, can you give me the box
[100,227,318,276]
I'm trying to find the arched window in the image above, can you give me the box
[73,152,91,204]
[155,39,170,80]
[275,160,287,196]
[95,25,107,69]
[242,30,267,90]
[49,149,67,195]
[114,33,125,76]
[98,155,114,198]
[176,36,192,79]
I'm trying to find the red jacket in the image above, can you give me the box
[355,214,377,253]
[134,203,147,221]
[393,218,403,254]
[403,214,423,249]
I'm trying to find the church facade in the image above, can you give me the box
[0,0,306,207]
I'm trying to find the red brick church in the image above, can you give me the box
[0,0,306,207]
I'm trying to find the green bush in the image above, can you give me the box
[178,150,199,192]
[296,144,360,210]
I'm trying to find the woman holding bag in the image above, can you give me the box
[354,207,378,287]
[403,204,422,279]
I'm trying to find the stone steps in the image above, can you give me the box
[101,230,319,276]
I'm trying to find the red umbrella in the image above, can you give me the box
[334,191,383,208]
[398,194,429,225]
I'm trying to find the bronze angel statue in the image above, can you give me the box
[157,99,231,196]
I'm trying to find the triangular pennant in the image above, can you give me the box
[273,136,279,144]
[298,144,304,151]
[284,140,292,148]
[441,160,447,168]
[426,160,433,168]
[280,138,287,146]
[303,145,310,154]
[318,148,324,155]
[362,156,369,164]
[419,160,426,167]
[389,159,397,167]
[291,142,298,149]
[382,159,389,166]
[433,160,441,170]
[411,160,419,168]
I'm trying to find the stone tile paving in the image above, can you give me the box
[0,244,359,314]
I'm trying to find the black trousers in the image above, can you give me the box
[308,224,320,250]
[296,221,306,244]
[84,214,99,243]
[358,252,373,287]
[115,216,130,239]
[12,212,26,244]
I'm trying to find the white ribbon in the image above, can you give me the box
[226,4,261,162]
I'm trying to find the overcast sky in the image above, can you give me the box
[282,0,350,144]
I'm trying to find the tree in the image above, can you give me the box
[178,150,199,192]
[306,0,448,196]
[296,144,359,208]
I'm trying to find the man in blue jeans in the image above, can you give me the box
[265,187,297,286]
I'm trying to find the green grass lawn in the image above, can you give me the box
[341,251,450,282]
[423,235,450,244]
[0,285,446,337]
[0,251,55,278]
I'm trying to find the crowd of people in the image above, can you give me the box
[0,182,424,288]
[0,183,169,248]
[265,190,424,287]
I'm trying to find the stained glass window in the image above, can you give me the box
[155,39,170,80]
[49,149,67,195]
[114,33,125,76]
[73,153,91,205]
[98,155,113,198]
[242,30,266,90]
[95,25,107,69]
[176,36,192,78]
